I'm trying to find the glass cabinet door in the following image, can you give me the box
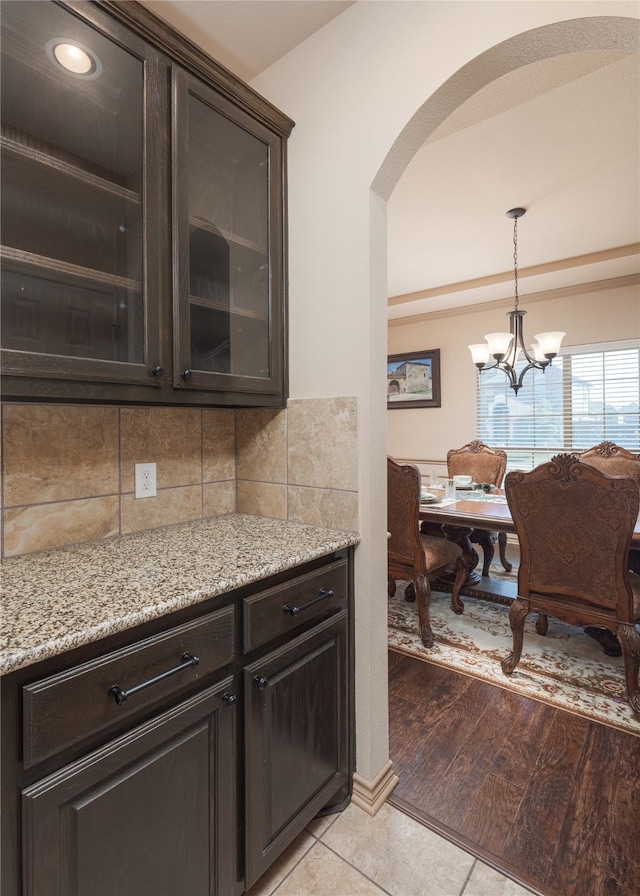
[0,1,163,386]
[172,69,285,400]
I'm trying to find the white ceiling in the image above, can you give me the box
[142,1,640,321]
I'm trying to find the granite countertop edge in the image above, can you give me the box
[1,514,360,676]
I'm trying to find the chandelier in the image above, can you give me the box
[468,207,565,395]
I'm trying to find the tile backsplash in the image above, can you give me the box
[1,397,358,558]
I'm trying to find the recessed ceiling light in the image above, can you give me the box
[45,38,102,79]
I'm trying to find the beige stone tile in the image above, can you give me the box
[244,831,315,896]
[236,409,287,483]
[3,497,119,557]
[237,480,287,520]
[3,404,119,505]
[203,409,236,481]
[305,811,339,839]
[120,408,202,492]
[121,486,202,534]
[272,841,384,896]
[203,480,236,517]
[321,802,475,896]
[287,486,358,532]
[288,397,358,491]
[464,862,534,896]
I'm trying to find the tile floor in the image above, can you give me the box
[246,800,534,896]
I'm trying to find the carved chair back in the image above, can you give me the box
[387,455,467,647]
[447,440,507,487]
[446,441,511,577]
[387,456,426,580]
[577,441,640,485]
[505,455,638,614]
[503,454,640,720]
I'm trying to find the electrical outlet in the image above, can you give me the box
[134,462,157,499]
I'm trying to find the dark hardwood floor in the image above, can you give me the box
[387,649,640,896]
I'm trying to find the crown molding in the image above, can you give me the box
[388,244,640,308]
[388,272,640,327]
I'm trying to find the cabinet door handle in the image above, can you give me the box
[254,675,269,690]
[283,588,334,617]
[109,652,199,705]
[180,369,193,381]
[150,366,165,377]
[222,693,237,707]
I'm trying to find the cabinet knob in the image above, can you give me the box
[253,675,268,690]
[181,369,193,381]
[222,693,237,707]
[150,366,164,377]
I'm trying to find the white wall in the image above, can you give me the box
[252,1,640,789]
[388,282,639,463]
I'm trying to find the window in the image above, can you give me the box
[476,340,640,471]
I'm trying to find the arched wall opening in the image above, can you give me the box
[369,13,638,799]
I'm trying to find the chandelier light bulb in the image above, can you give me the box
[530,342,547,363]
[534,331,566,358]
[468,343,491,366]
[485,332,514,360]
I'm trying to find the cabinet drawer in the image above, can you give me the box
[243,558,347,653]
[23,606,235,768]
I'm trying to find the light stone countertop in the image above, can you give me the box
[1,514,359,676]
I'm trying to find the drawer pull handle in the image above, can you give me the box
[283,588,334,617]
[109,652,199,706]
[254,676,269,690]
[222,693,237,707]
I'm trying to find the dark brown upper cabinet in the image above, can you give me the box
[0,0,293,407]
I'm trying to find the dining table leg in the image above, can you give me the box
[440,524,482,585]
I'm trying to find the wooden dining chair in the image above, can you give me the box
[502,454,640,721]
[578,441,640,574]
[387,456,467,648]
[446,440,512,576]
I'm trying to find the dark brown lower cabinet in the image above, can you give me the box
[1,548,354,896]
[244,611,349,888]
[22,679,237,896]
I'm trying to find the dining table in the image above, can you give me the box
[419,485,640,604]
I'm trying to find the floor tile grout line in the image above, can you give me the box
[267,836,317,896]
[317,840,396,896]
[459,858,477,895]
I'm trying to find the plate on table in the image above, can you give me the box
[420,491,439,504]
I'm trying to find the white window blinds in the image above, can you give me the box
[475,339,640,472]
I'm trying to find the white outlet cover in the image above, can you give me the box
[134,462,157,498]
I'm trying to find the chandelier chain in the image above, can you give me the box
[513,216,519,312]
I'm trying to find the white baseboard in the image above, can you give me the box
[351,760,399,816]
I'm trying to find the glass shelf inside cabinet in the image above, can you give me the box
[187,92,271,378]
[0,0,145,366]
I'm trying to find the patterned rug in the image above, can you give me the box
[388,572,640,736]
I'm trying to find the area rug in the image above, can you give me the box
[388,573,640,736]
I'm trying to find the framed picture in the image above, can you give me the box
[387,348,441,409]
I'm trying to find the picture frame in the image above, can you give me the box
[387,348,441,409]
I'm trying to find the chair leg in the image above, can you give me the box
[498,531,513,572]
[414,574,434,648]
[449,557,467,615]
[501,597,529,674]
[388,576,397,598]
[617,623,640,721]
